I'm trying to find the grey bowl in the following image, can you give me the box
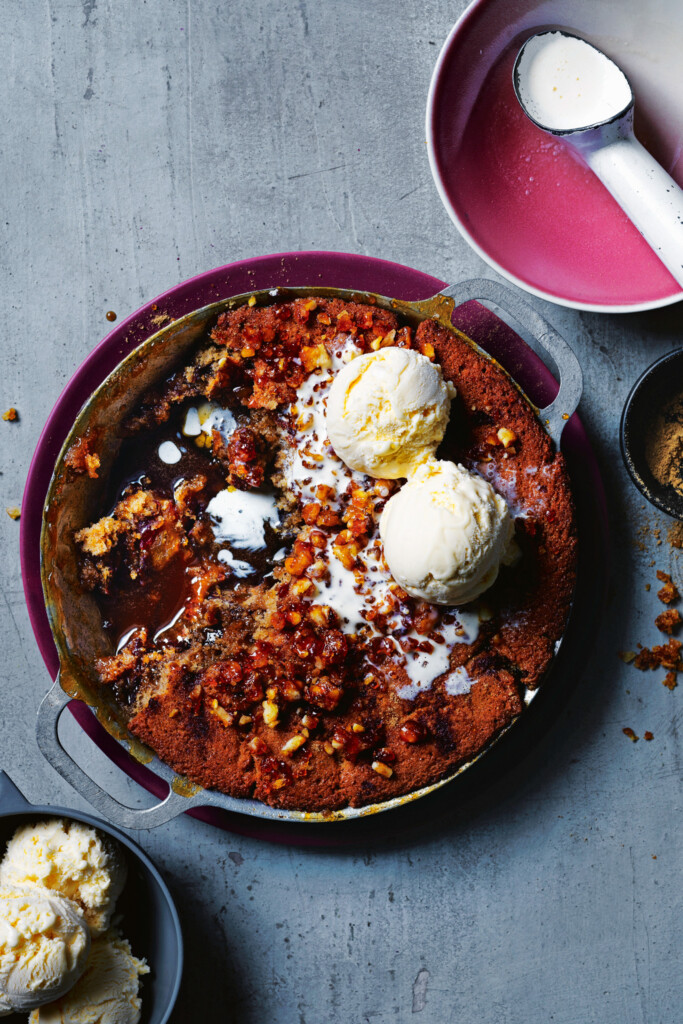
[0,771,182,1023]
[620,348,683,519]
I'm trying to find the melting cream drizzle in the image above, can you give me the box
[282,337,484,698]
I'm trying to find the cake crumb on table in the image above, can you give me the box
[2,407,17,421]
[656,570,679,604]
[655,609,682,634]
[623,727,639,742]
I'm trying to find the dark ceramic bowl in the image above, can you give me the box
[620,348,683,518]
[0,772,182,1023]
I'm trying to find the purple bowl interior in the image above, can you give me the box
[21,251,604,844]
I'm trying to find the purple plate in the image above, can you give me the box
[21,251,607,844]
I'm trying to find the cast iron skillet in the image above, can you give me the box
[0,771,182,1022]
[36,278,582,829]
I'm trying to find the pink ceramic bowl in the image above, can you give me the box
[427,0,683,312]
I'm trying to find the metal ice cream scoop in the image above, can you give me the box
[513,30,683,289]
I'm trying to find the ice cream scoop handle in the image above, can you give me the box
[583,135,683,289]
[438,278,582,448]
[36,679,210,829]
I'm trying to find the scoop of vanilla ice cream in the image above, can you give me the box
[379,459,518,605]
[0,821,127,937]
[28,932,149,1024]
[0,886,90,1015]
[325,347,456,478]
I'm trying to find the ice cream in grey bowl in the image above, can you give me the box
[0,772,182,1023]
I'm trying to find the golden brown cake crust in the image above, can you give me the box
[73,298,577,811]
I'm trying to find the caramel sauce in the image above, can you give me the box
[98,412,227,650]
[99,554,197,650]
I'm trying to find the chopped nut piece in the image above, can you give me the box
[6,507,20,520]
[301,502,321,524]
[291,578,314,597]
[399,720,426,744]
[497,427,517,448]
[323,742,335,755]
[168,708,179,719]
[247,295,257,307]
[281,682,302,702]
[285,541,314,577]
[238,714,253,726]
[618,650,636,664]
[351,722,365,734]
[2,407,17,421]
[282,734,306,756]
[301,343,332,372]
[262,699,279,728]
[301,713,319,730]
[372,760,393,778]
[209,702,233,727]
[332,534,362,570]
[622,727,639,742]
[308,605,333,628]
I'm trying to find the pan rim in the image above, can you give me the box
[37,275,579,825]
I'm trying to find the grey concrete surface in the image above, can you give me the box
[2,1,683,1021]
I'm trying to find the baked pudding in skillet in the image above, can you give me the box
[67,296,576,811]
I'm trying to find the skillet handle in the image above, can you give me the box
[36,678,209,830]
[439,278,583,448]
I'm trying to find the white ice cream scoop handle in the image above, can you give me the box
[578,128,683,288]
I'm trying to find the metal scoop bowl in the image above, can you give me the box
[513,30,683,289]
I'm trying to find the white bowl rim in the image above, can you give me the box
[425,0,683,315]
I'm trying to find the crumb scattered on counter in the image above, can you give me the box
[2,407,17,421]
[6,507,20,520]
[623,727,639,742]
[655,608,681,634]
[634,638,681,671]
[644,731,654,741]
[656,570,679,604]
[621,568,683,690]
